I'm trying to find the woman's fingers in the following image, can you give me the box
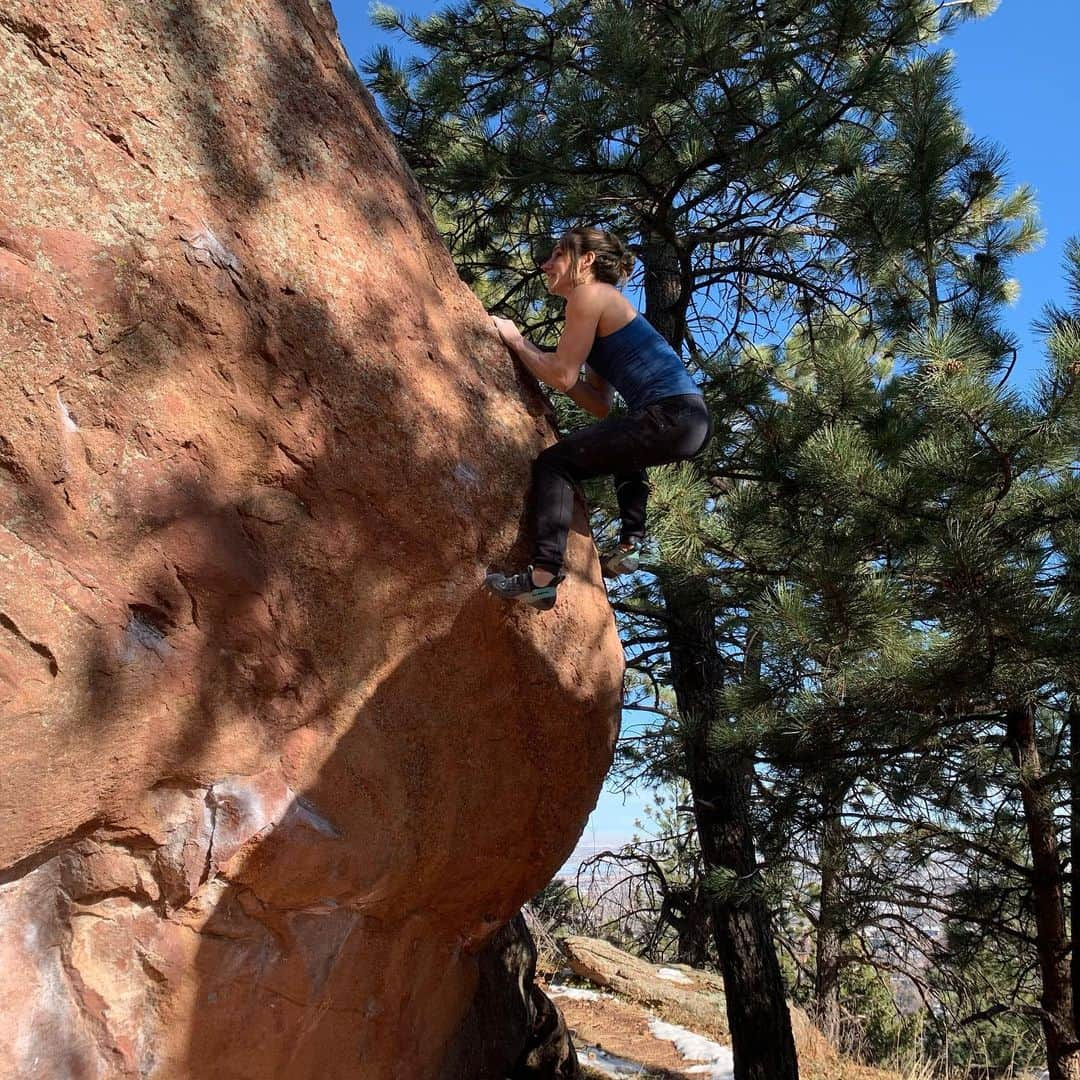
[491,315,519,345]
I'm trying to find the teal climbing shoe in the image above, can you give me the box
[484,566,565,610]
[601,540,643,578]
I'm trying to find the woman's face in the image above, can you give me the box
[540,245,593,296]
[540,245,574,296]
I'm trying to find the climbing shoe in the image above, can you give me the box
[484,566,565,610]
[601,539,643,578]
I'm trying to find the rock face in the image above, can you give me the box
[0,2,623,1077]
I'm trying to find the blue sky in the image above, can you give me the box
[332,0,1080,860]
[946,2,1080,384]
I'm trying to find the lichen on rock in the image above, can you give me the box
[0,0,622,1075]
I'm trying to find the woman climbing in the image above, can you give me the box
[485,226,711,610]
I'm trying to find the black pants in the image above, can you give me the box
[531,394,712,575]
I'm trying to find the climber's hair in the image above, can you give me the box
[556,227,635,287]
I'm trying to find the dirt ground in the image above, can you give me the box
[553,991,703,1078]
[543,979,902,1080]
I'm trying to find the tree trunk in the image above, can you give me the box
[641,235,687,349]
[664,882,713,968]
[1005,703,1080,1080]
[678,882,713,969]
[661,572,799,1080]
[642,234,798,1080]
[814,788,846,1046]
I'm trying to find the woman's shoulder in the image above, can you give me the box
[570,282,636,334]
[575,280,629,297]
[566,281,618,307]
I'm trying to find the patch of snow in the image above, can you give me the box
[577,1043,647,1076]
[655,966,693,984]
[548,985,610,1001]
[648,1018,734,1080]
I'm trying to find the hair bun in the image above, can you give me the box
[559,226,635,286]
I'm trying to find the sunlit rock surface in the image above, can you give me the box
[0,1,622,1075]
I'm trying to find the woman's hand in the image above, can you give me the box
[491,315,523,351]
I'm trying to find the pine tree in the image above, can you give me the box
[366,0,989,351]
[662,48,1052,1068]
[731,244,1079,1074]
[826,48,1040,355]
[363,2,1035,1075]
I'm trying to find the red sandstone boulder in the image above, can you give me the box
[0,2,622,1076]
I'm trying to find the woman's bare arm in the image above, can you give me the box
[492,286,607,392]
[566,365,614,418]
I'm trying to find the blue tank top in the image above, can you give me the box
[586,314,702,412]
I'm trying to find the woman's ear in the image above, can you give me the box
[577,250,596,278]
